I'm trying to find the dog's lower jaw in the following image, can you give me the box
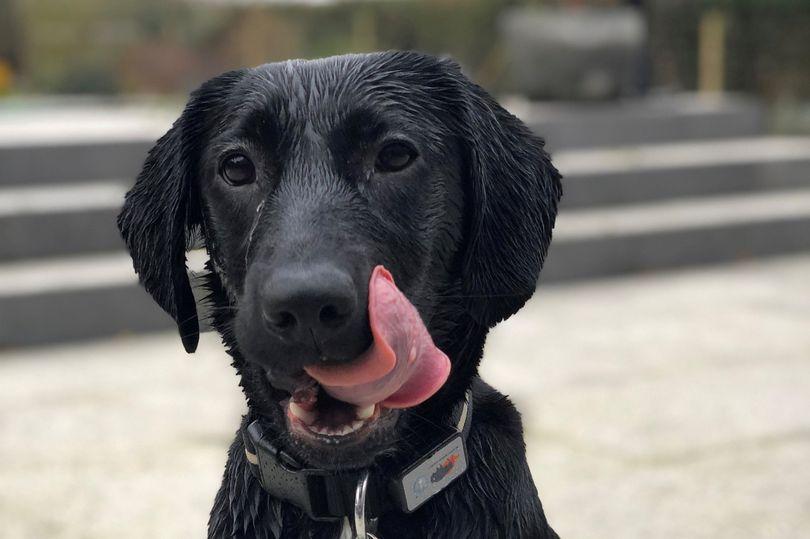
[207,379,558,539]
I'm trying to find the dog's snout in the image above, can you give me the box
[260,264,358,346]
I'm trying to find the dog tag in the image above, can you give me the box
[391,433,468,513]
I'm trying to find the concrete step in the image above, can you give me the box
[507,93,764,151]
[557,137,810,208]
[0,252,208,349]
[0,103,171,185]
[0,254,166,348]
[3,189,810,347]
[542,189,810,282]
[5,136,809,262]
[0,182,127,260]
[0,140,151,186]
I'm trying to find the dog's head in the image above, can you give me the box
[118,51,560,469]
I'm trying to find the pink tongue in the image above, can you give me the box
[304,266,450,409]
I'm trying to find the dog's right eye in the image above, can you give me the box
[375,141,417,173]
[220,154,256,186]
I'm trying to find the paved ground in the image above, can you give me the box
[1,255,809,538]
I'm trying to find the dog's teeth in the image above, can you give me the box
[289,402,315,425]
[342,420,364,434]
[356,404,374,420]
[305,418,368,437]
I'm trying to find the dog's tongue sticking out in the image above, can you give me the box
[304,266,450,409]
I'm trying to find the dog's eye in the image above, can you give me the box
[375,142,417,173]
[220,153,256,185]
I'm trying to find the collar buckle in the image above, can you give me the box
[244,421,353,521]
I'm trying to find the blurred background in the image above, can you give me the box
[1,0,809,537]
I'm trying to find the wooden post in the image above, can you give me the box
[698,8,727,94]
[0,60,12,94]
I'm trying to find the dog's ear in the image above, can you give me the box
[117,70,246,353]
[449,63,562,328]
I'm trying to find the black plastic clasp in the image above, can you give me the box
[244,420,355,521]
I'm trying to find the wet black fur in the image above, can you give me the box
[118,51,562,538]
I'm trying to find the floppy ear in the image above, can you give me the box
[452,68,563,328]
[117,70,246,353]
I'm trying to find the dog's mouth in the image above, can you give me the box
[282,376,390,443]
[272,265,451,447]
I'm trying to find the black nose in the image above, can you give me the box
[260,264,358,347]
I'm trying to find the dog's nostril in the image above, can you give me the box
[264,309,297,331]
[318,304,347,328]
[275,311,297,330]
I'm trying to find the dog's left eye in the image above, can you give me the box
[376,142,417,173]
[220,153,256,185]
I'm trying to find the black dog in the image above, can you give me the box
[118,51,562,538]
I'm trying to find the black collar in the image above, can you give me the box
[242,390,473,526]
